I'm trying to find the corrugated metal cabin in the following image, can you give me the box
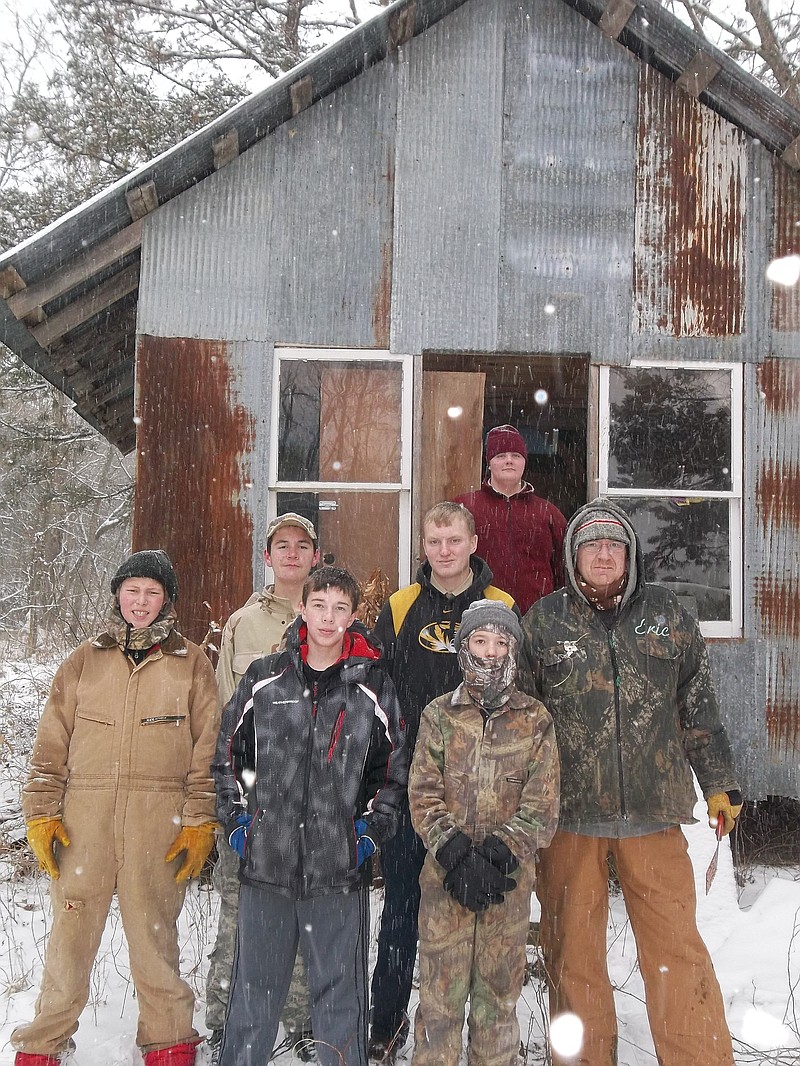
[2,0,800,798]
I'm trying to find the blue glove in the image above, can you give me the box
[355,818,376,868]
[228,813,252,859]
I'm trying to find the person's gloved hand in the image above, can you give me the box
[227,813,253,859]
[436,831,472,871]
[27,816,70,879]
[707,790,743,836]
[355,818,376,868]
[165,822,218,881]
[474,833,519,876]
[443,848,517,913]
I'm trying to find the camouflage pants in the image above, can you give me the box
[205,838,312,1035]
[413,855,532,1066]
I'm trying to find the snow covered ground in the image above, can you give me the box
[0,659,798,1065]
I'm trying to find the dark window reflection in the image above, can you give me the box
[618,497,730,622]
[608,368,732,491]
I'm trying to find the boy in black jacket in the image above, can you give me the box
[213,567,408,1066]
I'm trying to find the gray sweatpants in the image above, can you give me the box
[218,883,370,1066]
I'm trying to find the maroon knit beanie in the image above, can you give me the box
[485,425,527,462]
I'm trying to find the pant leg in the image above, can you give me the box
[300,889,370,1066]
[611,830,735,1066]
[117,804,197,1050]
[370,798,427,1039]
[11,844,116,1055]
[205,837,240,1032]
[282,951,313,1035]
[218,885,297,1066]
[412,859,474,1066]
[467,867,533,1066]
[536,831,618,1066]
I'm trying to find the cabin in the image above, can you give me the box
[2,0,800,798]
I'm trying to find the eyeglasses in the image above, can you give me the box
[578,540,628,556]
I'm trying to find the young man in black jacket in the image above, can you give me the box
[368,502,518,1062]
[213,567,408,1066]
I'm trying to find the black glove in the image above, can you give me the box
[474,833,519,876]
[443,848,516,913]
[436,831,472,871]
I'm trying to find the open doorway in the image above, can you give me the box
[420,353,589,523]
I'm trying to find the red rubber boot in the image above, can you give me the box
[14,1055,63,1066]
[142,1042,199,1066]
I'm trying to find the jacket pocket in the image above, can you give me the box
[232,652,264,678]
[540,641,591,695]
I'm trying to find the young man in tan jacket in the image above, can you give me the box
[206,513,319,1061]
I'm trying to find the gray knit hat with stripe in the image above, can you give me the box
[454,599,522,651]
[572,508,630,552]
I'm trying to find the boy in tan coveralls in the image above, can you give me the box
[409,600,559,1066]
[13,551,219,1066]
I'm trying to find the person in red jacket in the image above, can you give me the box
[454,425,567,615]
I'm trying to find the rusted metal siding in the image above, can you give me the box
[138,58,396,349]
[498,0,637,359]
[771,160,800,335]
[391,0,505,355]
[634,64,748,338]
[133,336,255,644]
[754,358,800,788]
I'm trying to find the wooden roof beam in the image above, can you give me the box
[599,0,636,39]
[677,50,722,98]
[31,263,139,349]
[213,129,240,170]
[125,181,159,222]
[6,219,143,323]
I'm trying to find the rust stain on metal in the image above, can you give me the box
[132,336,255,644]
[372,146,394,348]
[634,65,746,337]
[771,160,800,333]
[755,574,800,639]
[765,699,800,755]
[758,460,800,533]
[758,358,800,415]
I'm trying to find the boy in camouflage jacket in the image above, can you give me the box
[408,600,559,1066]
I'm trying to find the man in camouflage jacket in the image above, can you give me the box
[518,498,742,1066]
[410,600,559,1066]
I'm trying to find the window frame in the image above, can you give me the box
[269,346,415,588]
[598,360,743,639]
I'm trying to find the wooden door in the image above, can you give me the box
[420,371,485,531]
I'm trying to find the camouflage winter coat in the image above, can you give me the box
[517,498,739,832]
[408,684,559,877]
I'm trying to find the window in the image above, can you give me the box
[270,348,414,589]
[599,362,742,637]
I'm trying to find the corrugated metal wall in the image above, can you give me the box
[135,0,800,795]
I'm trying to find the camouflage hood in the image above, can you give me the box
[563,497,642,608]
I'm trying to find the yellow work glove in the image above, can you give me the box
[707,792,743,836]
[165,823,218,882]
[27,816,71,879]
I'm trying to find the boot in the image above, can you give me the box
[14,1055,63,1066]
[142,1042,199,1066]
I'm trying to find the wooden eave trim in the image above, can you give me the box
[599,0,636,39]
[677,50,722,99]
[7,220,143,322]
[31,263,140,349]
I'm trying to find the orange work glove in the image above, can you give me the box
[707,792,743,836]
[27,816,71,879]
[165,823,218,882]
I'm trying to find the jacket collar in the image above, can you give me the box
[92,627,189,656]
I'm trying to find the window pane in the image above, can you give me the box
[278,360,402,483]
[616,496,730,622]
[276,490,399,591]
[608,368,732,491]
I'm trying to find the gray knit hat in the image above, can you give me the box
[111,550,179,603]
[572,509,630,552]
[454,599,522,651]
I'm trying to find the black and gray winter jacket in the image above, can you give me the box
[213,617,408,899]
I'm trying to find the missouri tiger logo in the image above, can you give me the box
[418,621,460,653]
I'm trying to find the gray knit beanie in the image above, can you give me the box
[111,549,179,603]
[572,509,630,552]
[455,599,522,651]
